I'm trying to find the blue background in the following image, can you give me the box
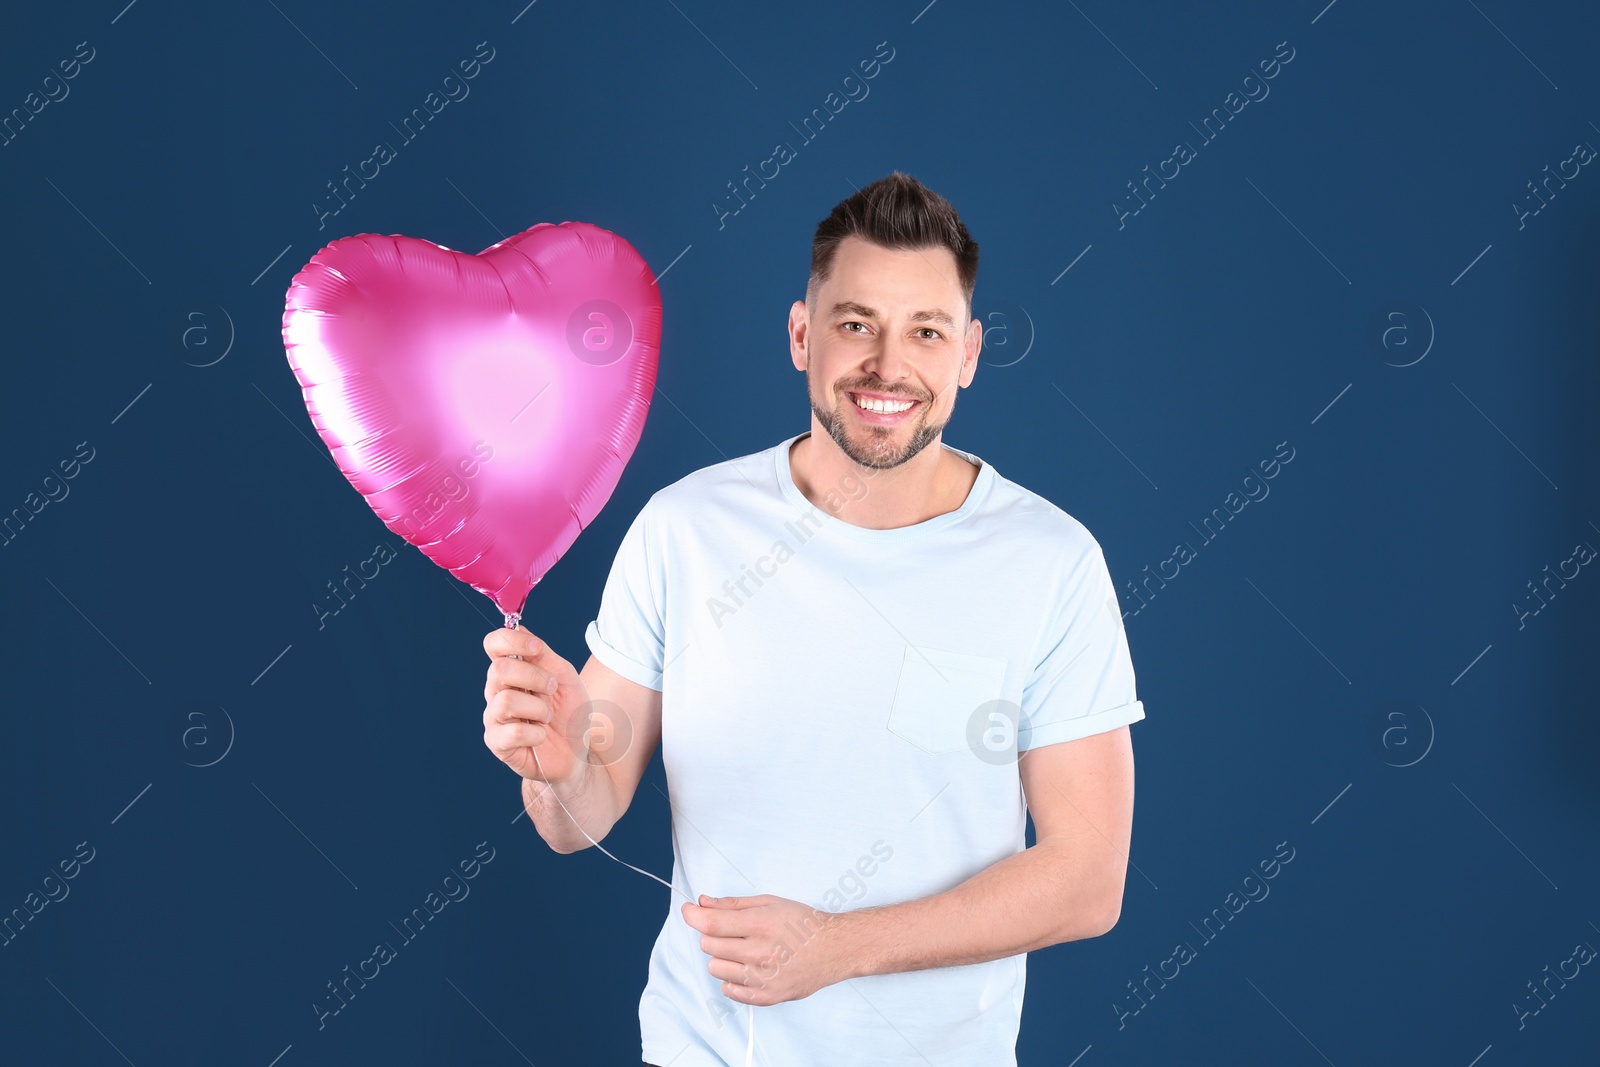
[2,1,1597,1064]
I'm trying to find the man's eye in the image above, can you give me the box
[917,328,941,340]
[842,322,867,333]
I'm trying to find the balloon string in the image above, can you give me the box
[504,609,757,1067]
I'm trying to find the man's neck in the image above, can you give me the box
[788,428,979,531]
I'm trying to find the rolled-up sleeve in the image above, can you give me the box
[1017,541,1144,751]
[583,499,666,692]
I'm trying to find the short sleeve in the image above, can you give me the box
[1017,541,1145,750]
[583,499,666,692]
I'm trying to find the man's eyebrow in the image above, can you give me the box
[829,301,956,328]
[908,308,956,328]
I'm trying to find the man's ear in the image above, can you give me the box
[960,315,982,385]
[789,299,811,372]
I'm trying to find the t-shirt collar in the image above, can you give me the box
[772,431,996,542]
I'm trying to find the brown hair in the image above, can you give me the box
[806,171,979,316]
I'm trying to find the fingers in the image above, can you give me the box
[482,625,541,660]
[707,957,747,985]
[484,718,549,756]
[483,626,511,657]
[483,688,550,730]
[681,903,745,937]
[480,627,571,776]
[484,656,558,703]
[705,895,769,908]
[697,935,750,962]
[483,627,573,681]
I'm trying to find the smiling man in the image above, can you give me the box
[483,171,1146,1066]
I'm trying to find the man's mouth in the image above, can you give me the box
[846,390,921,422]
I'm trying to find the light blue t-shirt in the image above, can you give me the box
[584,431,1145,1066]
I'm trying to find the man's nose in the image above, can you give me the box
[860,336,914,383]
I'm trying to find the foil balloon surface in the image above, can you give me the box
[282,221,661,621]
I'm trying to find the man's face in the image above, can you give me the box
[790,235,981,471]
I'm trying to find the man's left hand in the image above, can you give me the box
[681,893,848,1005]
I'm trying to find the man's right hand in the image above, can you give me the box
[482,625,590,786]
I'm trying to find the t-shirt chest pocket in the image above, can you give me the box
[886,645,1009,755]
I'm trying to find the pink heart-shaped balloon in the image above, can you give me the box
[282,221,661,621]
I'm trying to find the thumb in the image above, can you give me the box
[515,625,581,686]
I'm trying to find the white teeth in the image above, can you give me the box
[853,395,915,414]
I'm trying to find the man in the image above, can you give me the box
[482,171,1145,1065]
